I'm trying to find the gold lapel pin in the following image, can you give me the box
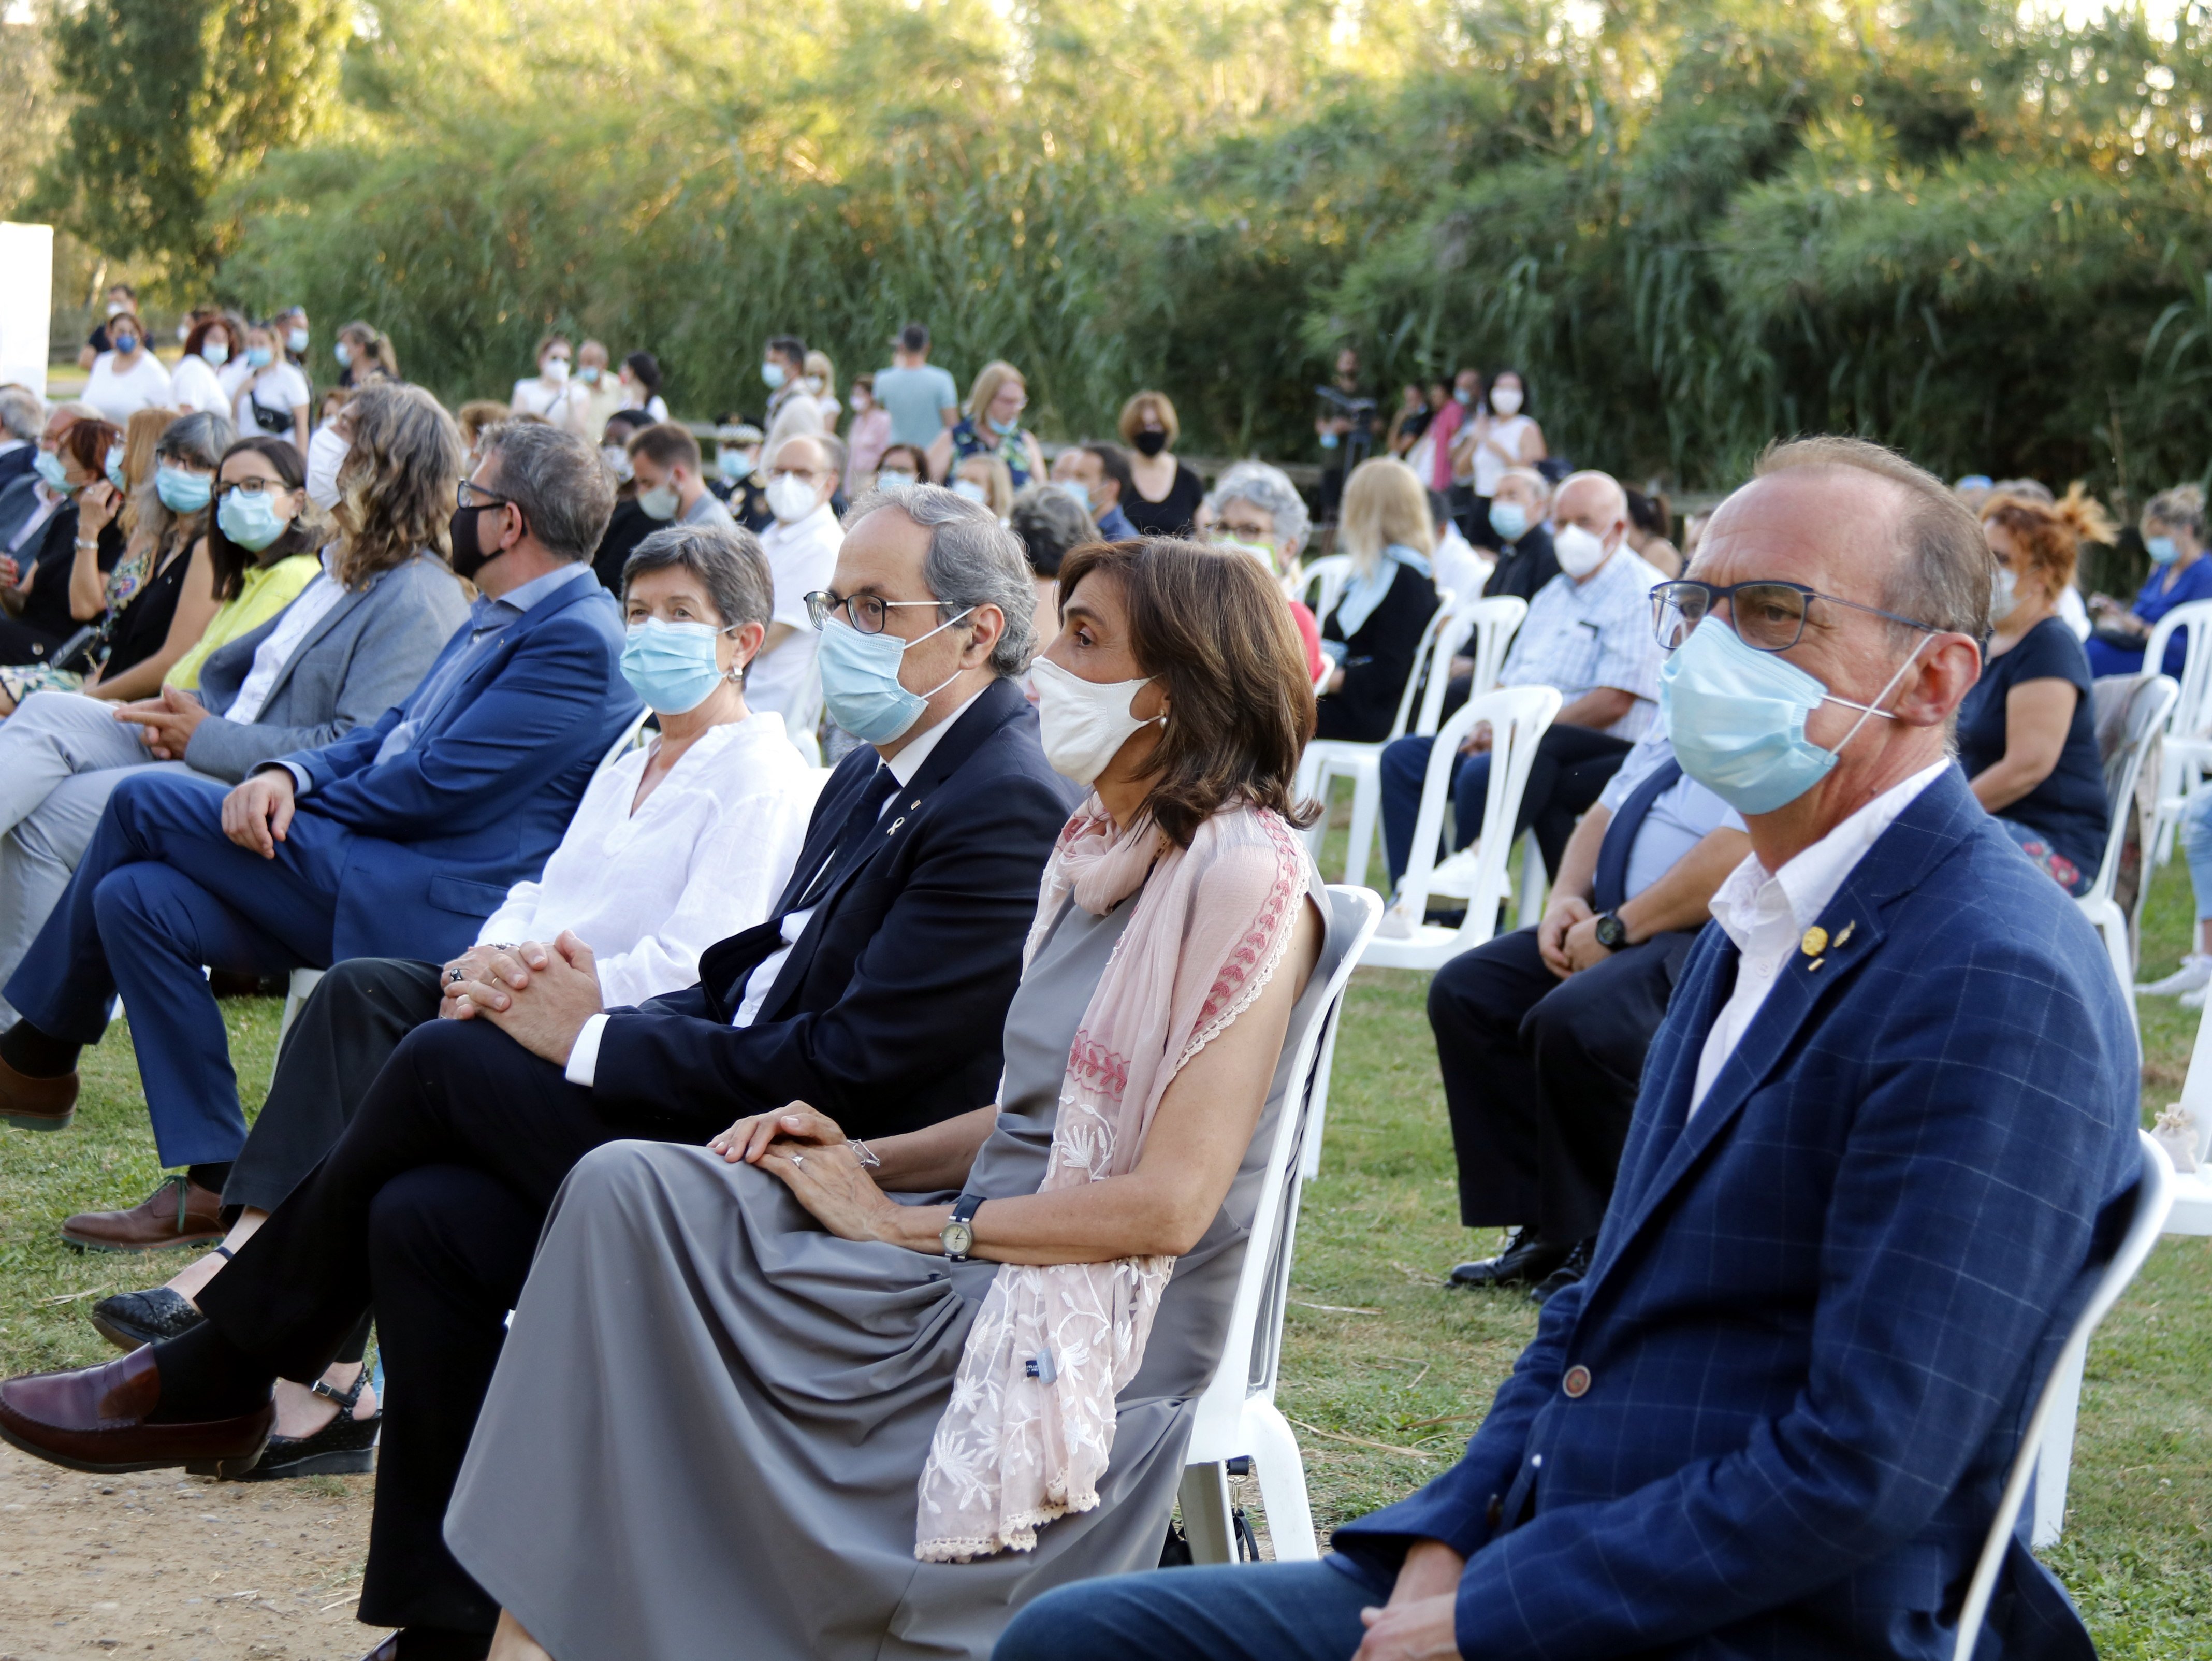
[1800,926,1828,958]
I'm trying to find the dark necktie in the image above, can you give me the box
[1590,758,1683,916]
[792,763,902,911]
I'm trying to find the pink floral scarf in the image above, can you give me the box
[914,797,1308,1562]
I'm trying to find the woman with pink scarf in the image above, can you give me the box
[446,538,1348,1661]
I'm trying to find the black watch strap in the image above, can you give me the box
[1594,910,1628,949]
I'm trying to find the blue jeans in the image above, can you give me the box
[2184,790,2212,922]
[1378,725,1635,887]
[995,1559,1381,1661]
[1379,734,1489,887]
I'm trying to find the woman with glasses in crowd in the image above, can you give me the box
[0,411,234,713]
[932,359,1046,492]
[440,535,1342,1661]
[1203,459,1324,682]
[81,309,173,426]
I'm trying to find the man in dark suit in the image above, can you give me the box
[0,420,641,1250]
[0,484,1073,1660]
[0,387,42,492]
[996,438,2141,1661]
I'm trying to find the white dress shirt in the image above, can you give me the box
[222,546,347,724]
[479,711,814,1006]
[563,685,988,1088]
[745,501,843,728]
[1689,760,1947,1116]
[1501,546,1667,740]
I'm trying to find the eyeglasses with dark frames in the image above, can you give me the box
[804,589,948,634]
[1650,579,1940,655]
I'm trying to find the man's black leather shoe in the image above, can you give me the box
[1530,1238,1595,1305]
[1449,1229,1570,1289]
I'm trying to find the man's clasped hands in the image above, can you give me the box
[438,932,607,1067]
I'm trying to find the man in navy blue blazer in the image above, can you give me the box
[998,437,2141,1661]
[0,484,1076,1655]
[0,421,640,1249]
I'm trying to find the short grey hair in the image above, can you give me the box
[1757,435,1989,642]
[0,388,40,444]
[1007,484,1095,579]
[1204,460,1310,558]
[480,420,616,562]
[2145,483,2205,537]
[620,524,775,634]
[844,482,1037,674]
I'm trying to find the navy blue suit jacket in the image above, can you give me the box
[592,675,1079,1139]
[1338,769,2137,1660]
[275,568,638,962]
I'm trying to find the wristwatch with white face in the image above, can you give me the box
[940,1193,985,1262]
[1594,910,1629,950]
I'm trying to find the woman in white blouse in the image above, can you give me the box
[81,310,173,425]
[511,335,589,429]
[89,523,820,1478]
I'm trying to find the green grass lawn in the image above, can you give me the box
[0,862,2204,1651]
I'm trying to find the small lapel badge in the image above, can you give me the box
[885,816,905,836]
[1800,926,1828,958]
[1833,920,1856,948]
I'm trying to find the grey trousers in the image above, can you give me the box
[0,689,204,1026]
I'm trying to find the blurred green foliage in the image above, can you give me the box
[22,0,2212,497]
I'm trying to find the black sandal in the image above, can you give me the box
[192,1367,380,1481]
[88,1247,229,1351]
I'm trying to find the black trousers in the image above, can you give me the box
[1427,925,1695,1241]
[225,957,445,1214]
[197,1010,721,1634]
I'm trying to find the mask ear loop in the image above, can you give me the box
[1817,633,1932,757]
[904,605,979,702]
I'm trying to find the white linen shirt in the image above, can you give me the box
[485,710,816,1011]
[1500,545,1666,739]
[222,546,347,725]
[563,686,984,1088]
[745,501,843,726]
[1689,760,1948,1117]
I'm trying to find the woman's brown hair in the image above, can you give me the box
[1055,537,1319,847]
[209,435,320,601]
[331,382,465,586]
[1982,482,2115,601]
[56,417,123,479]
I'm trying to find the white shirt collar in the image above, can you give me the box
[1708,760,1949,953]
[885,684,991,786]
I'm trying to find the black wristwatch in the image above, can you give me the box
[940,1193,985,1262]
[1593,911,1629,950]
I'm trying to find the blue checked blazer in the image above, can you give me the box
[1337,768,2138,1659]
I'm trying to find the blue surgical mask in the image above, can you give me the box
[104,445,126,492]
[247,345,274,368]
[217,488,290,552]
[987,415,1019,436]
[1660,619,1921,815]
[1054,479,1093,512]
[33,449,71,493]
[1488,499,1529,543]
[816,608,973,744]
[334,341,354,367]
[156,465,212,513]
[2148,535,2180,566]
[621,618,734,714]
[287,327,310,354]
[761,361,787,390]
[720,448,754,482]
[111,333,139,355]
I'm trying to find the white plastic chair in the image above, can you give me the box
[275,707,658,1049]
[2135,600,2212,864]
[2080,674,2177,1039]
[1178,885,1381,1563]
[1952,1132,2173,1658]
[1359,686,1562,973]
[1296,556,1352,636]
[2151,989,2212,1236]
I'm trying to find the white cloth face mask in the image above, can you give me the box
[1030,656,1162,787]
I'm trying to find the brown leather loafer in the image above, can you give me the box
[0,1051,77,1132]
[62,1175,225,1253]
[0,1347,271,1476]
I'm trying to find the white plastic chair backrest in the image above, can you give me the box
[595,706,653,775]
[1952,1132,2173,1661]
[2139,600,2212,738]
[1420,595,1526,733]
[2084,674,2177,907]
[1391,686,1563,935]
[1186,886,1381,1453]
[1299,556,1353,630]
[1384,604,1459,744]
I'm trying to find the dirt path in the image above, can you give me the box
[0,1446,388,1660]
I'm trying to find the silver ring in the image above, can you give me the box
[790,1153,807,1169]
[446,966,464,984]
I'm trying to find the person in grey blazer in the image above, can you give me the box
[0,549,467,1027]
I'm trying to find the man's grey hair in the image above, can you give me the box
[1756,436,1990,642]
[844,482,1037,674]
[1204,460,1309,557]
[0,388,41,444]
[620,523,775,635]
[1496,466,1551,502]
[480,420,616,562]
